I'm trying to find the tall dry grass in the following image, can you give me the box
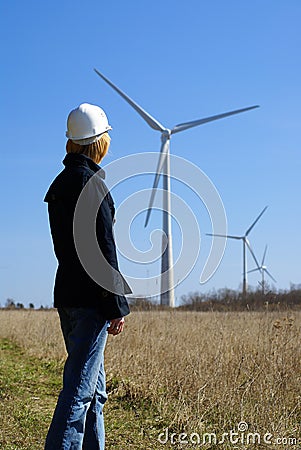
[0,309,300,440]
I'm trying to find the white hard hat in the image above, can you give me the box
[66,103,112,145]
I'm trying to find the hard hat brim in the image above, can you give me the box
[66,126,112,141]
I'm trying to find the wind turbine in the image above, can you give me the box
[207,206,268,297]
[248,245,276,294]
[94,68,259,306]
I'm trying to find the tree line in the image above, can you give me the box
[2,284,301,312]
[1,299,49,310]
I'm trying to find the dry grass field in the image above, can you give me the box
[0,309,300,449]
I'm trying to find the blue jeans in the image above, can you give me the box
[45,307,109,450]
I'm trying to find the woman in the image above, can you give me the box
[44,103,131,450]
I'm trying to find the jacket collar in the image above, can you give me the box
[63,153,105,179]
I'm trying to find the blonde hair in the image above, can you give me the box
[66,132,111,164]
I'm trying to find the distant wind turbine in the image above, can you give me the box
[248,245,276,294]
[207,206,268,297]
[94,68,259,306]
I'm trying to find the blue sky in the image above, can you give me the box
[0,0,300,307]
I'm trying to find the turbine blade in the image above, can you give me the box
[262,245,268,266]
[171,105,259,135]
[245,206,268,236]
[206,233,241,240]
[94,68,166,132]
[265,269,277,283]
[247,267,261,274]
[144,138,169,227]
[245,239,260,269]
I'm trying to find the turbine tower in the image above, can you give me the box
[94,68,259,306]
[248,245,276,294]
[207,206,268,297]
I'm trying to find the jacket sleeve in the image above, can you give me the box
[95,184,132,295]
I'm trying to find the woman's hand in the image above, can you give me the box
[107,317,125,336]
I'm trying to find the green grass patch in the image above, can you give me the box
[0,339,59,449]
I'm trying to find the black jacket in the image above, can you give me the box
[44,153,131,319]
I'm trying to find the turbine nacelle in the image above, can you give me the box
[161,129,171,141]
